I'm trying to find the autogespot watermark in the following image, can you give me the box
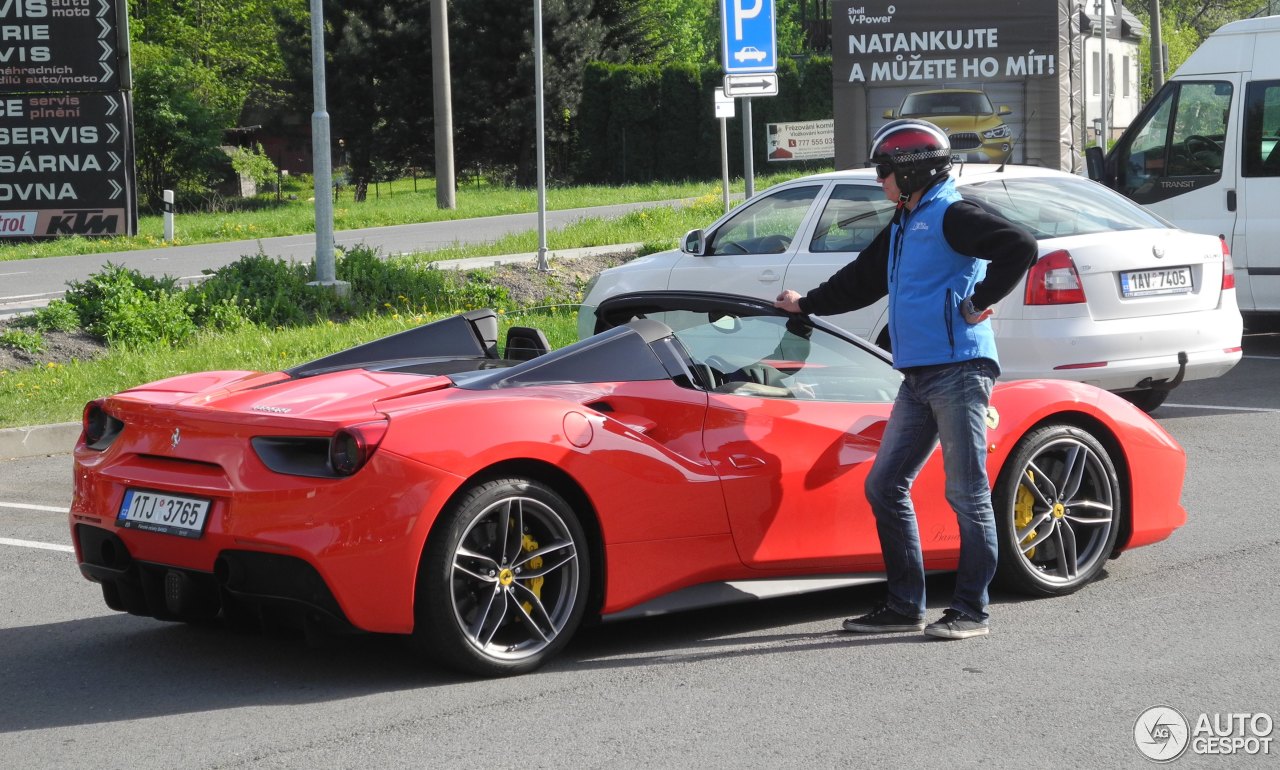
[1134,706,1275,762]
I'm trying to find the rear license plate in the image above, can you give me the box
[1120,266,1193,297]
[117,489,211,538]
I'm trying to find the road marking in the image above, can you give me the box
[0,502,69,513]
[1164,403,1280,413]
[0,537,74,553]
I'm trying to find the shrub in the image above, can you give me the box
[14,300,80,333]
[65,263,181,332]
[186,252,344,328]
[63,264,195,347]
[338,246,510,315]
[0,328,45,354]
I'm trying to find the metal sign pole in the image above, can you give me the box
[742,97,755,200]
[534,0,550,272]
[721,116,731,214]
[308,0,347,295]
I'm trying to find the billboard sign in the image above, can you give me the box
[0,90,134,236]
[832,0,1077,172]
[767,120,835,161]
[0,0,127,93]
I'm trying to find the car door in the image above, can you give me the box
[1108,78,1240,262]
[664,311,953,570]
[1239,79,1280,314]
[668,183,826,300]
[783,182,895,341]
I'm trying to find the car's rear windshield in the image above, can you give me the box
[960,176,1170,239]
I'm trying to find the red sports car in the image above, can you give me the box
[69,291,1186,676]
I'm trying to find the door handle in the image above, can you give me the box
[1227,189,1237,212]
[729,454,767,469]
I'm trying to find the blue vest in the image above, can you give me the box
[886,178,1000,370]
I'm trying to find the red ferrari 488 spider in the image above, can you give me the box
[70,291,1186,676]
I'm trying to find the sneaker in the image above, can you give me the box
[923,609,990,640]
[842,603,925,633]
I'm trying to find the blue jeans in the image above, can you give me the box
[864,358,998,623]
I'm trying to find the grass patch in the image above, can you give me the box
[0,170,821,262]
[0,308,581,429]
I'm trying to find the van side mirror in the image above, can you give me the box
[682,229,706,255]
[1085,146,1105,181]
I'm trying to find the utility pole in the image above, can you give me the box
[307,0,348,296]
[431,0,456,210]
[1148,0,1164,91]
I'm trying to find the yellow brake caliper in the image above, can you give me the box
[520,533,544,613]
[1015,470,1038,558]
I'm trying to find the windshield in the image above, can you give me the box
[901,91,993,116]
[961,176,1170,239]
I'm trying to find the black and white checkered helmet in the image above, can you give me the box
[869,119,952,195]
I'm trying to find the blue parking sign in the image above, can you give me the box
[721,0,776,74]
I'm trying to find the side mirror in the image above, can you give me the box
[882,109,896,120]
[1085,146,1105,182]
[682,229,706,255]
[998,105,1012,116]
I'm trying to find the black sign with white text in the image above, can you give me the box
[0,0,125,93]
[0,90,134,236]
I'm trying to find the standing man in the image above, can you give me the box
[774,119,1037,640]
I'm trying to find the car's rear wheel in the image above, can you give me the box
[414,477,589,677]
[993,424,1122,596]
[1120,388,1169,413]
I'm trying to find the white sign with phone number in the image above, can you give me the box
[766,119,835,161]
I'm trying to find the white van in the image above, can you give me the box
[1088,15,1280,324]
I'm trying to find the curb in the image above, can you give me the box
[0,422,81,460]
[0,242,648,461]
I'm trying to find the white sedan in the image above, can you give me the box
[580,165,1243,411]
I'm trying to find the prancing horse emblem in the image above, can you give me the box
[170,428,181,449]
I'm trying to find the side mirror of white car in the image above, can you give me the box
[682,229,706,255]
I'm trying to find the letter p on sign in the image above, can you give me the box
[734,0,762,39]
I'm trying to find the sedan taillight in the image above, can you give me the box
[1219,235,1235,290]
[1024,249,1085,305]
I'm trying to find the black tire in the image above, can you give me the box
[1120,388,1169,413]
[413,477,590,677]
[992,424,1123,596]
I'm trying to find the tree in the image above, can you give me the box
[131,43,233,208]
[1127,0,1258,101]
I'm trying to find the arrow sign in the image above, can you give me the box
[98,0,110,17]
[106,124,120,143]
[100,61,114,83]
[108,152,122,171]
[109,180,122,200]
[98,18,111,38]
[723,73,779,98]
[105,95,118,116]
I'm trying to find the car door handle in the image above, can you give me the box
[729,454,767,469]
[759,270,780,283]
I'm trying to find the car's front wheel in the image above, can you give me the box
[414,477,589,677]
[992,424,1122,596]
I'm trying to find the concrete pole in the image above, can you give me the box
[1148,0,1164,91]
[308,0,347,294]
[431,0,456,210]
[534,0,550,271]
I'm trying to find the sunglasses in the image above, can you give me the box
[872,163,894,180]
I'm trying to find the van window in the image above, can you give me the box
[1243,80,1280,178]
[1114,80,1232,204]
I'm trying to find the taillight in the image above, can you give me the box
[1219,235,1235,290]
[1024,249,1086,305]
[82,400,124,450]
[329,420,389,476]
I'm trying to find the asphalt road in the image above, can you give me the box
[0,200,685,317]
[1,334,1277,768]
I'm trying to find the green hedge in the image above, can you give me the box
[576,57,834,184]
